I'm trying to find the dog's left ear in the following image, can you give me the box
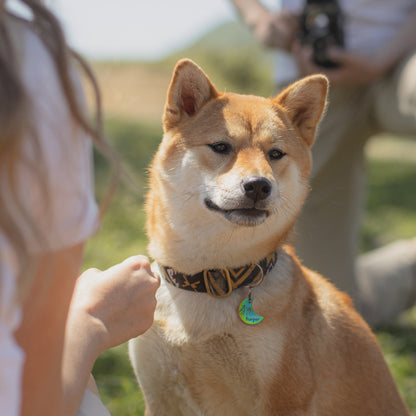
[163,59,218,130]
[274,75,328,147]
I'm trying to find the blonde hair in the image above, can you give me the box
[0,0,119,294]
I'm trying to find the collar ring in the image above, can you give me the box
[203,268,233,298]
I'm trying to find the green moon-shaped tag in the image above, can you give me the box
[239,297,263,325]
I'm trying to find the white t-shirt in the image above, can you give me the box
[274,0,416,84]
[77,388,111,416]
[0,16,100,416]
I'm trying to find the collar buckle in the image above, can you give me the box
[203,268,233,298]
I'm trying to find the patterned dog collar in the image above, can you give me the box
[158,252,278,298]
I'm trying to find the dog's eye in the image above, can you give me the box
[268,149,286,160]
[208,142,232,155]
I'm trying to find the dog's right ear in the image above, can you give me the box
[274,75,328,147]
[163,59,218,130]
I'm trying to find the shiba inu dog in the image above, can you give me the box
[129,59,409,415]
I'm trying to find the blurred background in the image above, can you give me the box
[17,0,416,414]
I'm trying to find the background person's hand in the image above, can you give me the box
[252,10,299,51]
[293,41,387,86]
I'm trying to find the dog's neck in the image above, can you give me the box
[148,214,293,275]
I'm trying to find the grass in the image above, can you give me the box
[85,118,161,269]
[83,118,416,415]
[84,118,159,415]
[377,308,416,412]
[362,134,416,252]
[92,344,145,415]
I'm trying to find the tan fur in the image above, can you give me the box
[129,59,409,416]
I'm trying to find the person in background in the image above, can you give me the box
[230,0,416,325]
[0,1,159,415]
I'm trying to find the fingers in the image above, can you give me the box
[121,255,161,288]
[80,266,102,276]
[68,255,161,354]
[280,10,300,33]
[292,42,346,83]
[292,43,383,85]
[81,256,160,295]
[78,256,160,310]
[103,255,153,281]
[293,41,319,76]
[255,11,299,51]
[122,254,151,270]
[327,46,347,64]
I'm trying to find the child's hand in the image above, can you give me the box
[68,255,160,354]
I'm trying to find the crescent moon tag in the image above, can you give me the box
[239,296,263,325]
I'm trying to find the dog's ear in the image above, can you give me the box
[163,59,218,130]
[274,75,328,147]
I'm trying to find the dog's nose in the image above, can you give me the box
[242,177,272,201]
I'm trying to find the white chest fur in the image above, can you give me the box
[129,256,293,415]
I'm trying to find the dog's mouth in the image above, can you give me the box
[204,198,269,226]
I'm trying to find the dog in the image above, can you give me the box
[129,58,409,416]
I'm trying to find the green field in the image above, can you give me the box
[81,26,416,413]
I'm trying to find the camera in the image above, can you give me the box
[300,0,344,68]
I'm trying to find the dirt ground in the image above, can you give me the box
[85,61,171,124]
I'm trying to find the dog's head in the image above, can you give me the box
[146,59,327,270]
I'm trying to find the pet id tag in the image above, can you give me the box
[239,295,263,325]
